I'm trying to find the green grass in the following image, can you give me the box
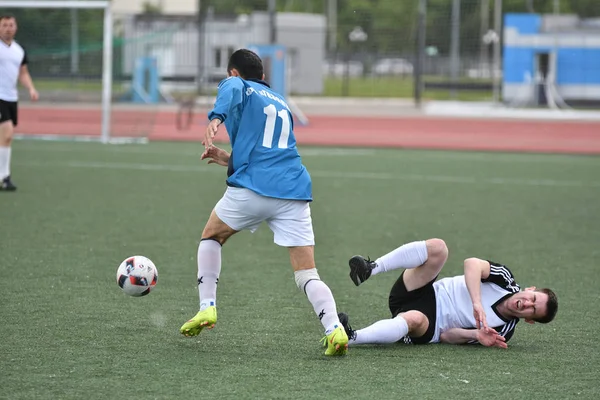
[31,77,491,100]
[1,141,599,399]
[322,76,492,100]
[32,79,128,95]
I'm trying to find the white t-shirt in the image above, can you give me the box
[0,40,27,102]
[431,261,520,343]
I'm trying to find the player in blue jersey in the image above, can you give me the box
[180,49,348,356]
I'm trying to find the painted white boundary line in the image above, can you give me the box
[15,161,600,188]
[15,142,599,164]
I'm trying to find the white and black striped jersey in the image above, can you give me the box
[430,261,520,344]
[0,40,28,102]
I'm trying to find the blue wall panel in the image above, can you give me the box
[557,49,600,84]
[503,13,600,97]
[505,14,541,35]
[504,48,534,83]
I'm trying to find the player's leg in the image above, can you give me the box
[197,207,239,306]
[0,101,16,191]
[349,238,448,291]
[289,246,348,356]
[399,238,448,291]
[267,201,348,355]
[180,210,238,336]
[181,189,252,337]
[340,310,428,346]
[342,269,438,346]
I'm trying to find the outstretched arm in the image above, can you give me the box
[464,258,492,331]
[440,328,507,349]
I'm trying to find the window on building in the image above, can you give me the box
[215,48,223,68]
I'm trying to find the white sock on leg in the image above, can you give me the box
[350,316,409,345]
[372,241,428,276]
[197,239,222,310]
[303,278,341,334]
[0,146,9,179]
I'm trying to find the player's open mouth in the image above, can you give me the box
[516,300,522,310]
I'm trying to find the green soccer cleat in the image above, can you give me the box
[180,306,217,337]
[320,325,349,356]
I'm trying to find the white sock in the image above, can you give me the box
[304,278,341,334]
[372,241,428,276]
[0,146,10,179]
[350,316,409,345]
[197,239,222,310]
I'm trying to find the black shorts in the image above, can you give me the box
[0,100,18,126]
[388,271,438,345]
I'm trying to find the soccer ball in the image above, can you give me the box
[116,255,158,297]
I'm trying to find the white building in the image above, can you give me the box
[120,12,326,95]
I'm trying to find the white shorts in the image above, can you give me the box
[214,187,315,247]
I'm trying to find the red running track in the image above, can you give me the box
[16,106,600,155]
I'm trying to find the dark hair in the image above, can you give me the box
[533,288,558,324]
[0,13,16,21]
[227,49,263,80]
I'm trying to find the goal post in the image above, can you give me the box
[0,0,151,143]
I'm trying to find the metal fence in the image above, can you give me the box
[8,0,600,101]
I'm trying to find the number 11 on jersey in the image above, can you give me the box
[262,104,291,149]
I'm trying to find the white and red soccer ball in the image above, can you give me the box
[116,256,158,297]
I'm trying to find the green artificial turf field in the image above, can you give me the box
[1,141,599,399]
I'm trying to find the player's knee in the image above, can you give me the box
[201,220,236,245]
[200,237,223,246]
[399,310,429,333]
[294,268,320,293]
[426,238,448,263]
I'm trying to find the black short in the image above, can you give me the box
[0,100,18,126]
[388,271,438,345]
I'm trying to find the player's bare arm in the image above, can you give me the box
[204,118,221,148]
[440,328,507,349]
[201,145,229,166]
[464,258,492,331]
[19,64,38,101]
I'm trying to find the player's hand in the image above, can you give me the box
[29,88,39,101]
[204,118,221,148]
[201,145,229,166]
[476,328,508,349]
[472,303,489,330]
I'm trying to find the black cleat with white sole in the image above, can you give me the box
[337,312,356,341]
[349,255,376,286]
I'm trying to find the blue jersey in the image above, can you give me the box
[208,77,312,201]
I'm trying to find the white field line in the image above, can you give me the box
[14,160,600,188]
[15,140,599,164]
[14,144,376,157]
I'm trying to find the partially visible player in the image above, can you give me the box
[338,238,558,348]
[179,49,348,356]
[0,14,39,191]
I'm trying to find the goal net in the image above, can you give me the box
[1,0,162,143]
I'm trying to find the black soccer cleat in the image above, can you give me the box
[349,255,376,286]
[338,312,356,341]
[0,176,17,192]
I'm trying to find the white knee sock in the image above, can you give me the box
[372,241,428,276]
[304,279,341,334]
[350,316,409,345]
[0,146,10,179]
[197,239,222,310]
